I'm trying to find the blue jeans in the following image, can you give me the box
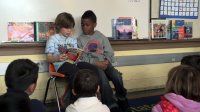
[97,63,127,108]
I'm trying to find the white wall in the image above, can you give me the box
[0,0,149,41]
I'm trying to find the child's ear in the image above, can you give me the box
[93,23,97,28]
[25,83,36,95]
[94,23,97,28]
[71,28,75,36]
[72,89,77,96]
[96,85,100,93]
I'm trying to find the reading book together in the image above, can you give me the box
[66,48,83,61]
[58,45,83,63]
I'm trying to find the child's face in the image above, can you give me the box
[81,18,96,35]
[60,27,73,37]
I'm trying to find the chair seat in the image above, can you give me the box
[50,72,65,78]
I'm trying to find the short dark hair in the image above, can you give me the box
[181,55,200,71]
[0,92,31,112]
[55,12,75,33]
[5,59,39,91]
[166,65,200,102]
[81,10,97,23]
[73,69,99,97]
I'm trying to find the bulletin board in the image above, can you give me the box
[159,0,199,19]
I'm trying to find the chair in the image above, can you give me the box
[43,63,65,112]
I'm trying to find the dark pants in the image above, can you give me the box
[57,62,127,110]
[98,63,127,109]
[58,61,99,86]
[57,62,100,104]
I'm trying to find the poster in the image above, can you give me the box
[160,0,199,19]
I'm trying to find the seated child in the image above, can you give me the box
[77,10,129,112]
[181,54,200,71]
[152,65,200,112]
[65,69,110,112]
[0,59,46,112]
[45,12,100,107]
[0,91,31,112]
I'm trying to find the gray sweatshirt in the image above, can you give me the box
[77,31,115,64]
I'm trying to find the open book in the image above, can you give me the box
[58,45,83,63]
[66,47,83,63]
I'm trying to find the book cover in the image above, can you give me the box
[116,18,133,40]
[151,20,168,39]
[58,44,83,63]
[184,22,193,38]
[171,20,185,40]
[118,17,138,39]
[111,19,118,40]
[149,23,152,40]
[34,22,55,42]
[8,22,34,42]
[166,20,172,40]
[131,17,138,39]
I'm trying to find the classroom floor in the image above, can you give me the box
[46,88,165,112]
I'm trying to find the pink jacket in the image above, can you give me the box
[152,93,200,112]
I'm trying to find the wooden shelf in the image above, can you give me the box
[0,39,200,55]
[110,39,200,51]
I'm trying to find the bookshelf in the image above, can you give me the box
[1,39,200,56]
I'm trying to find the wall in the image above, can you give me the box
[0,0,149,41]
[151,0,200,38]
[1,41,200,101]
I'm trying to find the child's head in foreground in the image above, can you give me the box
[81,10,97,35]
[5,59,39,95]
[55,12,75,37]
[73,69,99,97]
[181,55,200,71]
[166,65,200,102]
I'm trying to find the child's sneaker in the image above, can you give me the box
[117,98,131,112]
[110,106,121,112]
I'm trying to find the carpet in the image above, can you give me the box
[128,95,161,112]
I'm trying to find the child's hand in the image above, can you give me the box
[95,60,109,70]
[104,59,109,65]
[59,54,68,61]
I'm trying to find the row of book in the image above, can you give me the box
[8,22,55,42]
[111,17,138,40]
[7,20,193,42]
[151,19,193,40]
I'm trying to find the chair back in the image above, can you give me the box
[49,63,56,72]
[49,63,65,78]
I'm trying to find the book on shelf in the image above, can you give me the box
[34,22,55,42]
[118,17,138,39]
[8,22,35,42]
[166,20,172,40]
[171,20,185,40]
[149,22,152,39]
[151,19,168,39]
[58,44,83,63]
[111,19,118,40]
[112,17,138,40]
[184,22,193,38]
[116,18,132,40]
